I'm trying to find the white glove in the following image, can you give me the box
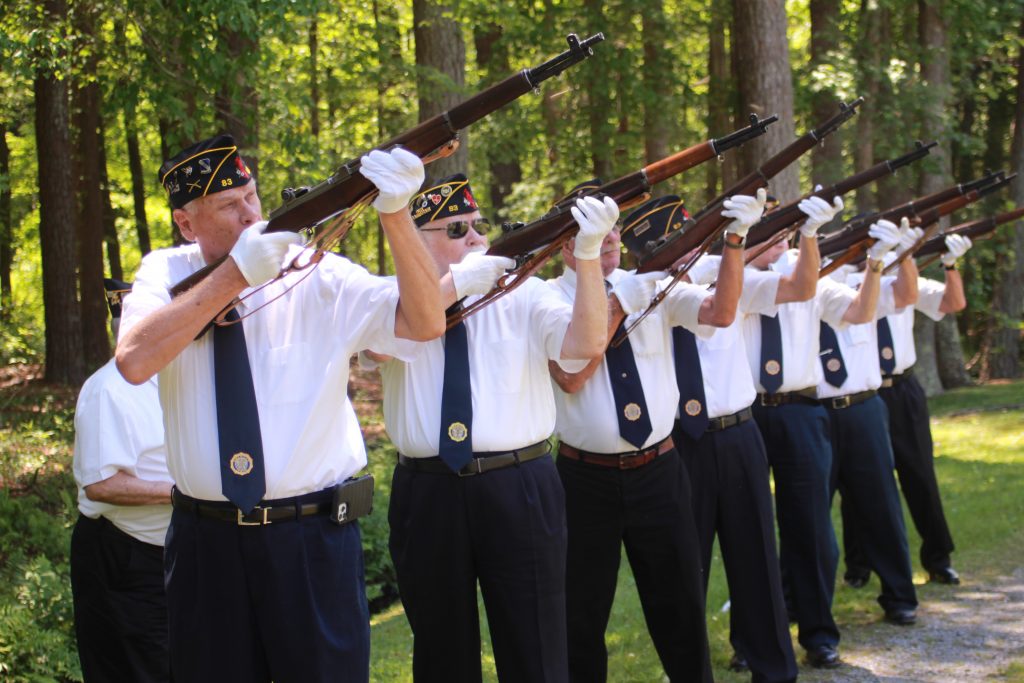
[449,251,516,299]
[866,219,901,261]
[611,271,666,315]
[229,221,303,286]
[897,217,924,252]
[798,195,844,237]
[941,234,972,267]
[722,188,767,238]
[359,147,425,214]
[571,196,619,260]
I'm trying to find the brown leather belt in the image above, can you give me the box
[171,487,335,526]
[558,436,674,470]
[397,440,550,477]
[758,388,820,407]
[706,407,753,432]
[823,389,877,410]
[880,366,915,389]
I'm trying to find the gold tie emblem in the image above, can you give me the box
[827,358,842,373]
[881,347,894,360]
[685,399,702,416]
[764,360,781,376]
[623,403,642,422]
[229,452,254,476]
[447,421,468,442]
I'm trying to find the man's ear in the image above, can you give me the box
[173,208,197,243]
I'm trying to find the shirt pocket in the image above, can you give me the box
[258,342,317,405]
[630,317,668,358]
[840,324,869,347]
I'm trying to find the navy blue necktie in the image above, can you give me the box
[673,326,710,440]
[759,314,784,394]
[877,317,897,375]
[213,308,266,513]
[818,321,849,388]
[605,320,653,448]
[438,317,473,472]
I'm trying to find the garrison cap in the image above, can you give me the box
[410,174,480,227]
[620,195,690,255]
[551,178,604,211]
[103,278,132,319]
[159,134,253,209]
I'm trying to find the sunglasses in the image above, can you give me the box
[419,218,491,239]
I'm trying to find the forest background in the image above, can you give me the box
[0,0,1022,388]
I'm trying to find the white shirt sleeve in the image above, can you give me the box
[118,250,175,341]
[740,269,781,317]
[817,277,857,329]
[915,277,947,321]
[875,276,898,320]
[526,278,585,372]
[73,371,148,486]
[659,281,714,338]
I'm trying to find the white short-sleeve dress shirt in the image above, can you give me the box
[120,243,410,501]
[73,359,172,546]
[549,267,712,452]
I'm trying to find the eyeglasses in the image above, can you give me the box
[419,218,491,239]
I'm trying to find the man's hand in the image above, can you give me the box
[450,252,516,298]
[941,234,972,267]
[866,219,901,261]
[359,147,425,215]
[897,217,924,253]
[798,194,843,237]
[229,221,303,287]
[611,271,666,315]
[572,196,619,260]
[722,188,767,238]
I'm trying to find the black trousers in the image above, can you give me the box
[389,453,568,683]
[556,445,712,683]
[70,514,170,683]
[164,505,369,683]
[842,375,955,576]
[827,396,918,613]
[752,401,840,651]
[675,419,798,683]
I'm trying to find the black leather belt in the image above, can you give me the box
[558,436,674,470]
[823,389,877,410]
[171,487,335,526]
[881,366,915,389]
[706,407,753,432]
[398,441,550,477]
[758,388,820,407]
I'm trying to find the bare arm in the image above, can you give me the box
[697,234,743,326]
[776,234,819,304]
[560,257,609,359]
[116,261,249,385]
[939,267,967,313]
[384,210,446,341]
[549,296,625,392]
[841,261,882,324]
[84,471,173,506]
[891,256,920,309]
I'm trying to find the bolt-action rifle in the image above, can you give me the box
[911,206,1024,270]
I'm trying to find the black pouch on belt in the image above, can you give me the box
[330,474,374,525]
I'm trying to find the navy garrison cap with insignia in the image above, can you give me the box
[410,174,479,227]
[551,178,603,211]
[158,134,252,209]
[103,278,132,319]
[620,195,690,255]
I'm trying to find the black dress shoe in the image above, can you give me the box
[928,567,961,585]
[844,572,870,589]
[728,652,749,672]
[806,644,841,669]
[884,608,917,625]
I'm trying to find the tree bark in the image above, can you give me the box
[731,0,799,202]
[913,315,942,396]
[641,0,671,166]
[475,24,522,218]
[808,0,845,185]
[706,0,733,203]
[373,0,403,274]
[98,122,122,281]
[309,17,320,143]
[72,0,110,370]
[583,0,613,181]
[413,0,467,182]
[35,0,85,385]
[125,103,151,256]
[0,124,12,315]
[215,25,260,181]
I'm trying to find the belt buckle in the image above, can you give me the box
[760,394,780,407]
[237,506,272,526]
[457,458,483,477]
[832,395,851,409]
[618,452,638,470]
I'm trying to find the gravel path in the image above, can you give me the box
[797,568,1024,682]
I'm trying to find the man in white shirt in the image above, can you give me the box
[740,217,900,668]
[366,174,611,682]
[116,135,444,682]
[71,281,173,683]
[545,188,765,682]
[671,194,841,682]
[841,234,971,588]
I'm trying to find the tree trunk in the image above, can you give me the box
[935,316,971,387]
[475,24,522,218]
[125,103,151,255]
[642,0,671,166]
[808,0,845,185]
[98,122,122,281]
[852,0,885,212]
[913,315,942,396]
[215,26,260,181]
[706,0,733,203]
[413,0,467,182]
[309,17,320,144]
[72,0,110,370]
[583,0,613,180]
[373,0,403,274]
[731,0,799,202]
[0,124,12,315]
[35,0,85,385]
[984,14,1024,379]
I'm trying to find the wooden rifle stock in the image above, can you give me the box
[169,32,605,298]
[915,206,1024,260]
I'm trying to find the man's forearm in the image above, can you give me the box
[777,234,820,303]
[561,258,608,359]
[117,261,248,384]
[84,471,174,506]
[700,236,742,326]
[940,268,967,313]
[892,258,919,309]
[843,264,881,323]
[383,211,445,341]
